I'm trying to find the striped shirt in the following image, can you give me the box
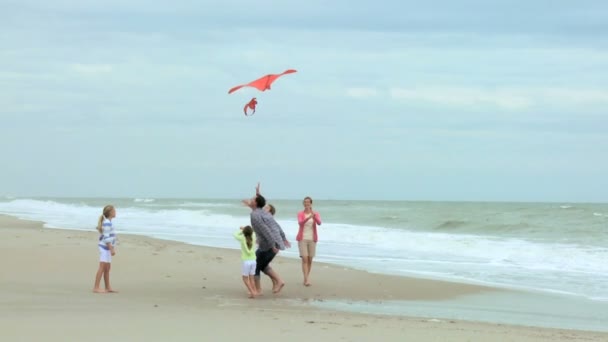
[250,208,286,251]
[98,217,116,250]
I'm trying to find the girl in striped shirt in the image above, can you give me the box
[93,205,118,293]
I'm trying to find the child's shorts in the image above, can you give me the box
[99,246,112,263]
[241,260,256,276]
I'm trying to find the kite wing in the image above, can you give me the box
[228,69,297,94]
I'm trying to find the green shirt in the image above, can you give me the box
[233,229,256,261]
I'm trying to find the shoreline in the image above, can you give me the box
[1,214,606,341]
[1,197,605,305]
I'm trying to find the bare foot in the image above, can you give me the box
[106,289,119,293]
[272,282,285,294]
[93,288,106,293]
[305,282,312,287]
[248,293,255,299]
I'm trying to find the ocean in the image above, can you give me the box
[1,196,606,306]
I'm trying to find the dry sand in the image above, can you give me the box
[1,214,605,341]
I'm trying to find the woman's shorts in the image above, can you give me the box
[99,246,112,263]
[298,240,316,258]
[241,259,256,276]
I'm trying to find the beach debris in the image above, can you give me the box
[228,69,297,116]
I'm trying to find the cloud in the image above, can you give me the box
[345,87,379,98]
[71,63,113,74]
[6,0,608,38]
[389,87,532,110]
[533,87,608,104]
[1,1,607,202]
[389,86,608,110]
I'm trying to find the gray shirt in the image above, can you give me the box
[250,208,286,251]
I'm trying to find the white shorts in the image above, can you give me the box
[99,246,112,263]
[241,260,256,276]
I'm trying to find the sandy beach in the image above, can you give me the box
[0,214,605,341]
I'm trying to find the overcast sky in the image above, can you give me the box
[1,0,607,202]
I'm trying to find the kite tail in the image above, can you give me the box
[243,98,257,116]
[243,105,256,116]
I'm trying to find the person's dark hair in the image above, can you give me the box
[242,225,254,249]
[255,194,266,208]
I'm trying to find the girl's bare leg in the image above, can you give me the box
[247,276,257,297]
[104,264,118,293]
[242,276,255,298]
[93,262,107,293]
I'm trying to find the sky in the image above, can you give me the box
[1,0,607,202]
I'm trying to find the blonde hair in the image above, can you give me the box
[97,205,115,233]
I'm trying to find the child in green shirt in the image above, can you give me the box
[233,225,257,298]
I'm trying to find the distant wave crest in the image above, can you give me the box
[134,198,155,203]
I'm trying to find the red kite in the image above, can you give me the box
[228,69,296,116]
[228,69,297,94]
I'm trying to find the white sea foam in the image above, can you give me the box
[134,198,155,203]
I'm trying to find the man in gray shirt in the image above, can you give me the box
[249,194,290,294]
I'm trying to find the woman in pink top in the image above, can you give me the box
[296,196,322,286]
